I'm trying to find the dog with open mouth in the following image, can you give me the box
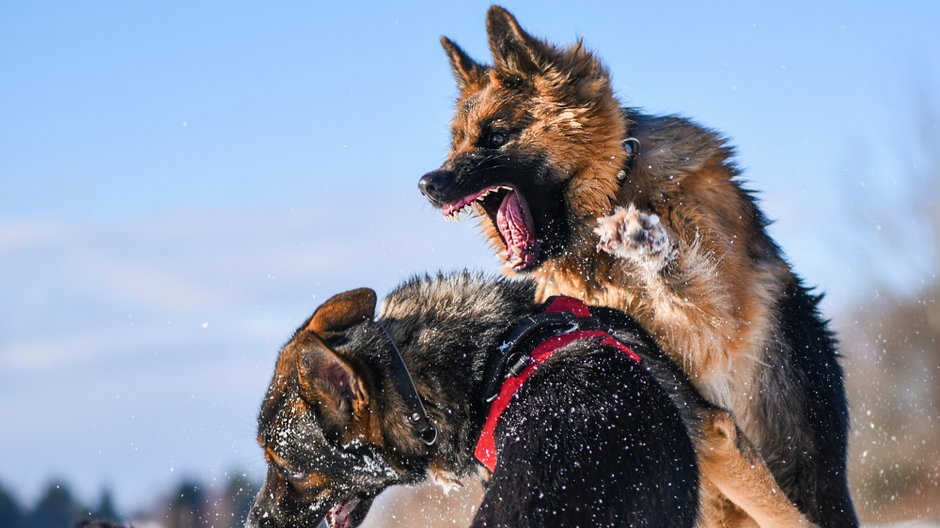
[419,6,856,527]
[246,273,822,528]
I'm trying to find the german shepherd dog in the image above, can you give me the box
[246,273,816,528]
[418,7,855,527]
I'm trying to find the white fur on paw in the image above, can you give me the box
[595,204,669,259]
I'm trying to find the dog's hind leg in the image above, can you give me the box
[697,409,818,528]
[696,480,758,528]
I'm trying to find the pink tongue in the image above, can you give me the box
[496,191,531,258]
[327,500,360,528]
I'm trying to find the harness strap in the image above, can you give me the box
[376,322,438,446]
[473,297,640,471]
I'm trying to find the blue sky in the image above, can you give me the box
[2,0,938,513]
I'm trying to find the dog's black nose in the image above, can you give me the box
[418,169,454,201]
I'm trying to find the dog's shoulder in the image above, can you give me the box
[626,108,736,191]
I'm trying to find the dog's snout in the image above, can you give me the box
[246,482,281,528]
[418,169,454,202]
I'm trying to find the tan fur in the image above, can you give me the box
[530,154,798,527]
[433,7,819,527]
[695,411,816,528]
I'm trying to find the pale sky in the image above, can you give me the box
[1,0,938,513]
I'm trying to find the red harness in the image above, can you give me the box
[473,296,642,472]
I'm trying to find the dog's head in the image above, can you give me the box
[246,289,428,528]
[419,6,626,271]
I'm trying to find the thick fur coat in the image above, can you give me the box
[247,273,705,527]
[419,7,856,526]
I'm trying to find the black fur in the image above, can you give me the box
[476,339,698,527]
[757,277,855,524]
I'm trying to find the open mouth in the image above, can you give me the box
[442,185,540,271]
[325,498,364,528]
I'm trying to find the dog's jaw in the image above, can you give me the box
[442,184,541,271]
[325,499,362,528]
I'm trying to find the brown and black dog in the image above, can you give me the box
[419,6,856,527]
[247,273,816,528]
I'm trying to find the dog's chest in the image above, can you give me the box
[531,264,766,441]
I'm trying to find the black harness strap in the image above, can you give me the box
[479,297,618,403]
[375,322,438,446]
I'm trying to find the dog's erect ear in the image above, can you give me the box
[441,37,486,90]
[486,5,545,76]
[307,288,377,336]
[296,332,368,430]
[298,288,375,429]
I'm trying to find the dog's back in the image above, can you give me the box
[476,325,699,527]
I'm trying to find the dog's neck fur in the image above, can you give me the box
[371,273,537,480]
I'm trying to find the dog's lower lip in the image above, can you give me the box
[439,185,540,269]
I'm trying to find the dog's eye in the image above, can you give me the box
[279,466,308,482]
[486,132,508,149]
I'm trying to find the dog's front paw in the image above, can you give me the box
[595,205,670,260]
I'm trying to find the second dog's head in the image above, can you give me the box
[246,288,432,528]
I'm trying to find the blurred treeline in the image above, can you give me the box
[840,96,939,522]
[0,473,258,528]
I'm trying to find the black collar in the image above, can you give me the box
[375,322,438,446]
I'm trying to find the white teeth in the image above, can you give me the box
[446,186,515,223]
[475,186,513,203]
[445,203,477,222]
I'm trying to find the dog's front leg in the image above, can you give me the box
[594,203,739,382]
[595,204,677,274]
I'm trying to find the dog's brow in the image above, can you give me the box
[459,95,480,116]
[294,472,331,491]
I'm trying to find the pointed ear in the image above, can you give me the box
[486,5,544,76]
[296,332,368,430]
[307,288,377,336]
[441,36,486,90]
